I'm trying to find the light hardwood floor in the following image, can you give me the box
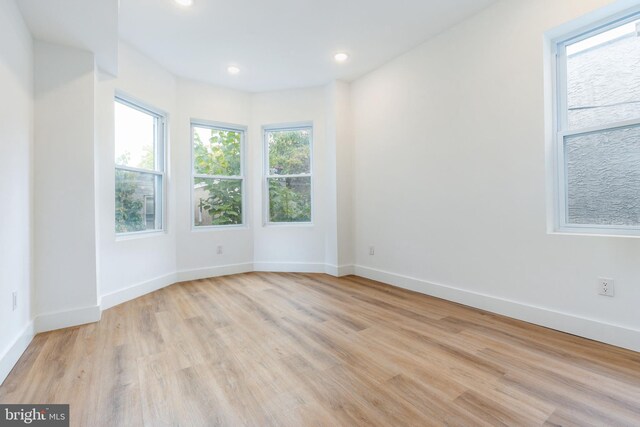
[1,273,639,426]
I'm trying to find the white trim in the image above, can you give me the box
[324,264,356,277]
[263,123,314,226]
[353,265,640,352]
[176,263,254,282]
[546,4,640,237]
[115,229,168,241]
[114,94,168,236]
[115,165,165,176]
[101,264,256,311]
[0,321,34,386]
[3,261,637,386]
[100,272,178,311]
[559,117,640,138]
[34,305,102,334]
[190,121,247,230]
[253,262,326,273]
[102,262,347,312]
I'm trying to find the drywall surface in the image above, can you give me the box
[96,43,178,299]
[0,0,34,383]
[351,0,640,345]
[34,41,98,323]
[325,81,355,271]
[97,46,340,302]
[250,87,329,267]
[175,78,253,274]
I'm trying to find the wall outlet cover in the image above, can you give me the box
[598,277,614,297]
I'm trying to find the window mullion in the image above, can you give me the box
[116,165,163,175]
[553,10,640,234]
[191,123,245,228]
[194,174,243,180]
[560,117,640,138]
[266,173,311,179]
[115,96,166,235]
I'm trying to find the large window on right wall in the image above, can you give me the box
[264,125,313,224]
[553,12,640,235]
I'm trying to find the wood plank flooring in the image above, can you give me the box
[1,272,639,426]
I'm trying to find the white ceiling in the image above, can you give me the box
[119,0,496,92]
[18,0,119,75]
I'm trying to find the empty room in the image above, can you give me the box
[1,0,640,425]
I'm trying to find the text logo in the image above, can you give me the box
[0,405,68,426]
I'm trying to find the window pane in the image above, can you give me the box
[268,177,311,222]
[267,129,311,175]
[565,125,640,226]
[193,126,241,176]
[115,169,162,233]
[194,178,242,226]
[566,19,640,129]
[115,101,157,169]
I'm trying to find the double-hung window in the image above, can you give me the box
[192,122,245,227]
[553,12,640,235]
[114,96,165,234]
[264,125,313,224]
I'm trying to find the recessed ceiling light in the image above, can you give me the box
[227,65,240,75]
[174,0,193,7]
[334,52,349,63]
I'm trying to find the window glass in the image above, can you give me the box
[565,125,640,226]
[114,98,164,234]
[192,124,244,227]
[554,14,640,234]
[265,127,312,223]
[566,19,640,130]
[115,102,156,169]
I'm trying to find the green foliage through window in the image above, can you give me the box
[114,98,163,234]
[193,126,243,226]
[266,128,312,223]
[116,170,160,233]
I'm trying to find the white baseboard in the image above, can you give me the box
[324,264,356,277]
[0,321,34,386]
[176,262,254,282]
[354,265,640,352]
[101,272,178,311]
[34,305,101,334]
[253,262,327,273]
[100,262,324,314]
[16,261,636,384]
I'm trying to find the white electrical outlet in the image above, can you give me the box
[12,291,17,311]
[598,277,614,297]
[217,245,223,255]
[369,246,375,256]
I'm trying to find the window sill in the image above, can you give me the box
[116,230,167,242]
[264,222,314,228]
[191,224,249,232]
[549,227,640,239]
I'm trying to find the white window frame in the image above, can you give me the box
[190,120,247,230]
[263,122,314,226]
[549,7,640,237]
[114,94,167,237]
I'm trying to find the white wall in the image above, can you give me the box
[4,0,638,383]
[97,46,339,301]
[250,87,329,269]
[99,45,337,304]
[96,43,178,307]
[175,78,253,277]
[334,82,355,269]
[324,81,355,274]
[34,41,99,330]
[351,0,640,350]
[0,0,34,383]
